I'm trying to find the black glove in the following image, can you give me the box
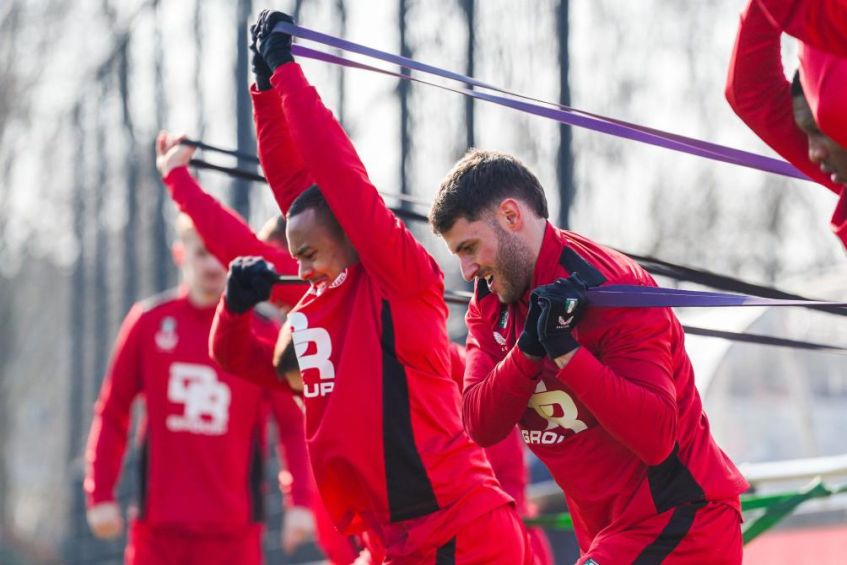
[249,22,273,91]
[253,9,295,72]
[533,274,589,359]
[225,256,279,314]
[517,293,546,358]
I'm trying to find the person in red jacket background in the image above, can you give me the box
[210,10,532,563]
[83,210,308,564]
[154,131,360,564]
[430,149,748,564]
[726,0,847,249]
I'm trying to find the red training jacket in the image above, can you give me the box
[215,63,513,558]
[84,287,311,533]
[726,0,847,248]
[462,223,749,553]
[756,0,847,57]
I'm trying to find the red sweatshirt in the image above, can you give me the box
[84,287,312,533]
[726,0,847,248]
[449,343,528,516]
[217,63,513,558]
[757,0,847,56]
[162,166,304,309]
[463,224,748,552]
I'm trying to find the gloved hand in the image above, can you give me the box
[533,273,589,359]
[249,22,274,90]
[86,501,124,540]
[225,256,279,314]
[516,293,545,358]
[253,9,295,72]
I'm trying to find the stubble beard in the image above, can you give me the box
[493,224,533,304]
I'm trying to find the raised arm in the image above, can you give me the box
[725,0,842,194]
[156,132,304,308]
[272,62,441,297]
[252,86,315,215]
[84,305,144,537]
[757,0,847,56]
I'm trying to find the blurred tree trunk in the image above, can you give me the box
[556,0,575,229]
[461,0,475,149]
[398,0,411,196]
[93,86,110,392]
[193,0,207,141]
[66,103,88,564]
[152,0,170,291]
[232,0,254,220]
[336,0,347,127]
[119,42,140,314]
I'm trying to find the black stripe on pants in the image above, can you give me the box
[435,537,456,565]
[633,502,707,565]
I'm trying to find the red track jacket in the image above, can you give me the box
[462,224,748,553]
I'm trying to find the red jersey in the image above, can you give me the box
[462,223,748,553]
[235,62,513,557]
[449,343,528,515]
[163,166,303,309]
[84,287,310,532]
[756,0,847,56]
[726,0,847,248]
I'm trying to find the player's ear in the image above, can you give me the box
[497,198,523,232]
[171,241,185,267]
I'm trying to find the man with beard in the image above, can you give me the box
[429,149,748,564]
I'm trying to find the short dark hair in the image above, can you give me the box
[791,70,804,98]
[287,184,343,236]
[429,149,549,234]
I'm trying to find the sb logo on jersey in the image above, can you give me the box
[289,312,336,398]
[166,362,231,435]
[522,380,589,445]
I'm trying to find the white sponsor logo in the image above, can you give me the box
[522,381,587,445]
[493,332,507,346]
[289,312,336,398]
[166,363,231,435]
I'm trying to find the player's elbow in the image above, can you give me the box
[461,389,509,448]
[638,413,677,466]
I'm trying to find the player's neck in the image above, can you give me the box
[187,288,221,309]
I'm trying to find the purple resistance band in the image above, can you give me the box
[587,285,847,308]
[278,23,807,180]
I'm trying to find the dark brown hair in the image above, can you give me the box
[429,149,548,234]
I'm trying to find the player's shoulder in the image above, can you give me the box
[134,288,184,318]
[559,230,654,287]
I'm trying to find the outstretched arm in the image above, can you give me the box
[273,63,442,297]
[156,131,304,308]
[209,297,291,392]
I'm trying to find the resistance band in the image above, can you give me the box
[276,23,807,180]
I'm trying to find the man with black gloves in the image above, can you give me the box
[430,149,749,564]
[210,10,533,564]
